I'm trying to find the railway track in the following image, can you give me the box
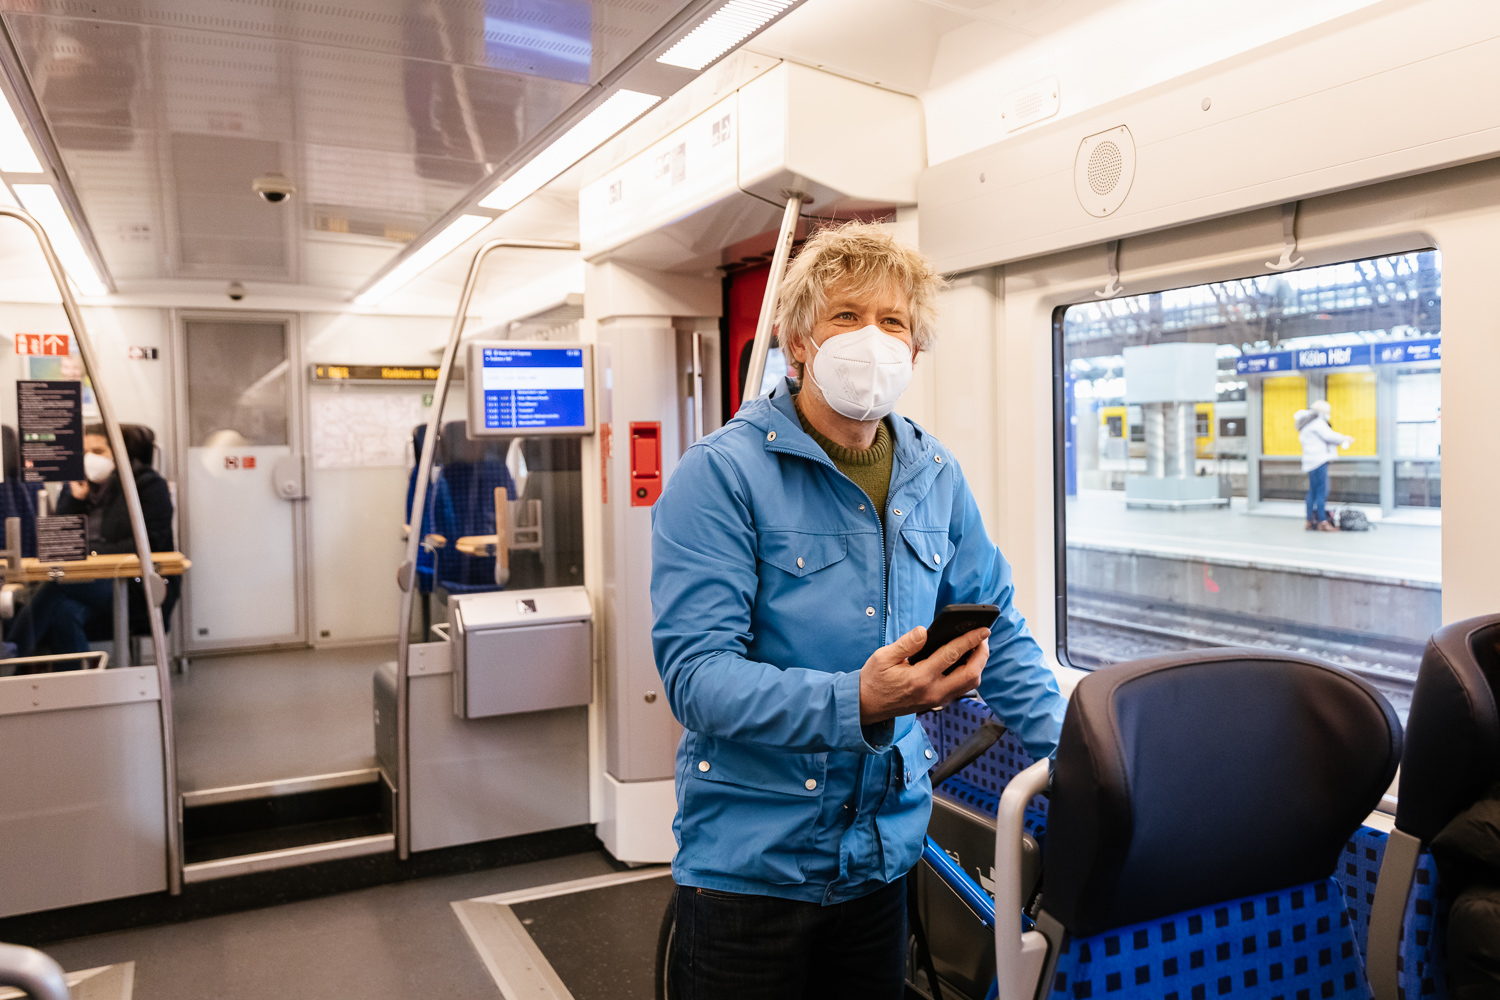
[1065,599,1418,718]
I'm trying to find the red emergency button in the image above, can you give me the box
[629,422,662,506]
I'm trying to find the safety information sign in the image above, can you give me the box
[36,515,86,562]
[17,380,84,483]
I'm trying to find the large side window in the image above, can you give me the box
[1056,251,1441,720]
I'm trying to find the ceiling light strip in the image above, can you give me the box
[11,184,107,296]
[0,91,40,172]
[478,89,661,211]
[657,0,796,71]
[353,214,493,306]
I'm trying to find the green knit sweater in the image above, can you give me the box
[794,392,895,522]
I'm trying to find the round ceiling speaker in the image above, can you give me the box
[1074,125,1136,217]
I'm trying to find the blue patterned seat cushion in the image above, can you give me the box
[1336,826,1387,956]
[1327,825,1450,999]
[1398,851,1448,1000]
[921,697,1049,831]
[1049,878,1372,1000]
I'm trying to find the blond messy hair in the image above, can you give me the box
[775,220,945,367]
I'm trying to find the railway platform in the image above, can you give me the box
[1065,488,1440,586]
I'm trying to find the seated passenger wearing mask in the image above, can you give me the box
[8,424,174,660]
[651,221,1066,999]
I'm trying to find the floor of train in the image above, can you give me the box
[36,850,666,1000]
[172,642,391,791]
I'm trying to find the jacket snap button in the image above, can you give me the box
[766,431,776,442]
[893,508,902,516]
[865,606,875,617]
[858,504,866,510]
[935,455,942,463]
[905,770,913,783]
[797,557,804,568]
[925,749,934,759]
[933,554,941,565]
[698,760,710,772]
[804,778,817,790]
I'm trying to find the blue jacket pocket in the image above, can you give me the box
[679,735,829,886]
[758,530,848,578]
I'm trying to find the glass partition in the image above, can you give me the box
[1057,250,1442,719]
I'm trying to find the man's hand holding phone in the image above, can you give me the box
[858,623,991,726]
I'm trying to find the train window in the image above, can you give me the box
[1057,250,1441,719]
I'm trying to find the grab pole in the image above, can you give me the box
[394,237,578,859]
[0,206,181,894]
[741,193,804,407]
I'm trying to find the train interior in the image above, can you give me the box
[0,0,1493,998]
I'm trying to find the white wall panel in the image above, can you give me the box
[921,0,1500,273]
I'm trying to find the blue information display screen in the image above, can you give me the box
[478,347,589,431]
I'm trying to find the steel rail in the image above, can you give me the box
[740,193,805,407]
[393,237,579,859]
[0,206,179,893]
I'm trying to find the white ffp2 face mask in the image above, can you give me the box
[83,452,115,484]
[807,325,914,422]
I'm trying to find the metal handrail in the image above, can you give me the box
[0,942,68,999]
[393,237,579,858]
[0,206,180,894]
[740,193,805,407]
[0,651,108,672]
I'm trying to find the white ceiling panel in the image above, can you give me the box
[0,0,700,295]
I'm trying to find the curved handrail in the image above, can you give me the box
[0,942,69,999]
[0,207,180,894]
[392,237,579,858]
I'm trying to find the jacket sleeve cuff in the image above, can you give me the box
[837,669,893,753]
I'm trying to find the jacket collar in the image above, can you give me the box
[738,377,936,471]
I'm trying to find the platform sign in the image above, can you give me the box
[467,342,594,437]
[1237,338,1441,374]
[14,332,69,356]
[17,379,84,483]
[1236,351,1294,375]
[1373,338,1441,364]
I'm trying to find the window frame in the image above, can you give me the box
[1048,249,1441,677]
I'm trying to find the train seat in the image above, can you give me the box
[924,696,1049,835]
[1005,650,1401,1000]
[405,424,438,595]
[0,426,36,559]
[1364,614,1500,1000]
[429,421,517,595]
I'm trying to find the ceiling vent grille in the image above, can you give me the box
[1074,125,1135,217]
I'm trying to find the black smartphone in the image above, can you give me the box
[910,604,1000,674]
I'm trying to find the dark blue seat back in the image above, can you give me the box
[405,424,438,594]
[1372,613,1500,1000]
[1041,649,1402,1000]
[429,421,515,594]
[0,426,36,558]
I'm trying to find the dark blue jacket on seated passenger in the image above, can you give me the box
[57,459,174,554]
[650,377,1066,905]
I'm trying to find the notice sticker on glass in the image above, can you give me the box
[17,380,84,483]
[36,514,86,562]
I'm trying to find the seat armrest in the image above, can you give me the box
[995,758,1051,1000]
[1367,827,1421,1000]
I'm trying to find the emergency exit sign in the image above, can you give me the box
[14,333,69,356]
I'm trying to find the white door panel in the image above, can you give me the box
[184,444,299,644]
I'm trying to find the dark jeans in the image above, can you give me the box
[7,580,114,660]
[1306,463,1330,524]
[668,876,907,1000]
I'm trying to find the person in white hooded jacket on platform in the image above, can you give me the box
[1295,399,1353,531]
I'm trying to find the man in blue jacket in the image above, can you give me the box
[651,221,1066,999]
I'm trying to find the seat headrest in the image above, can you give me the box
[1045,649,1401,937]
[1396,614,1500,843]
[437,421,510,465]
